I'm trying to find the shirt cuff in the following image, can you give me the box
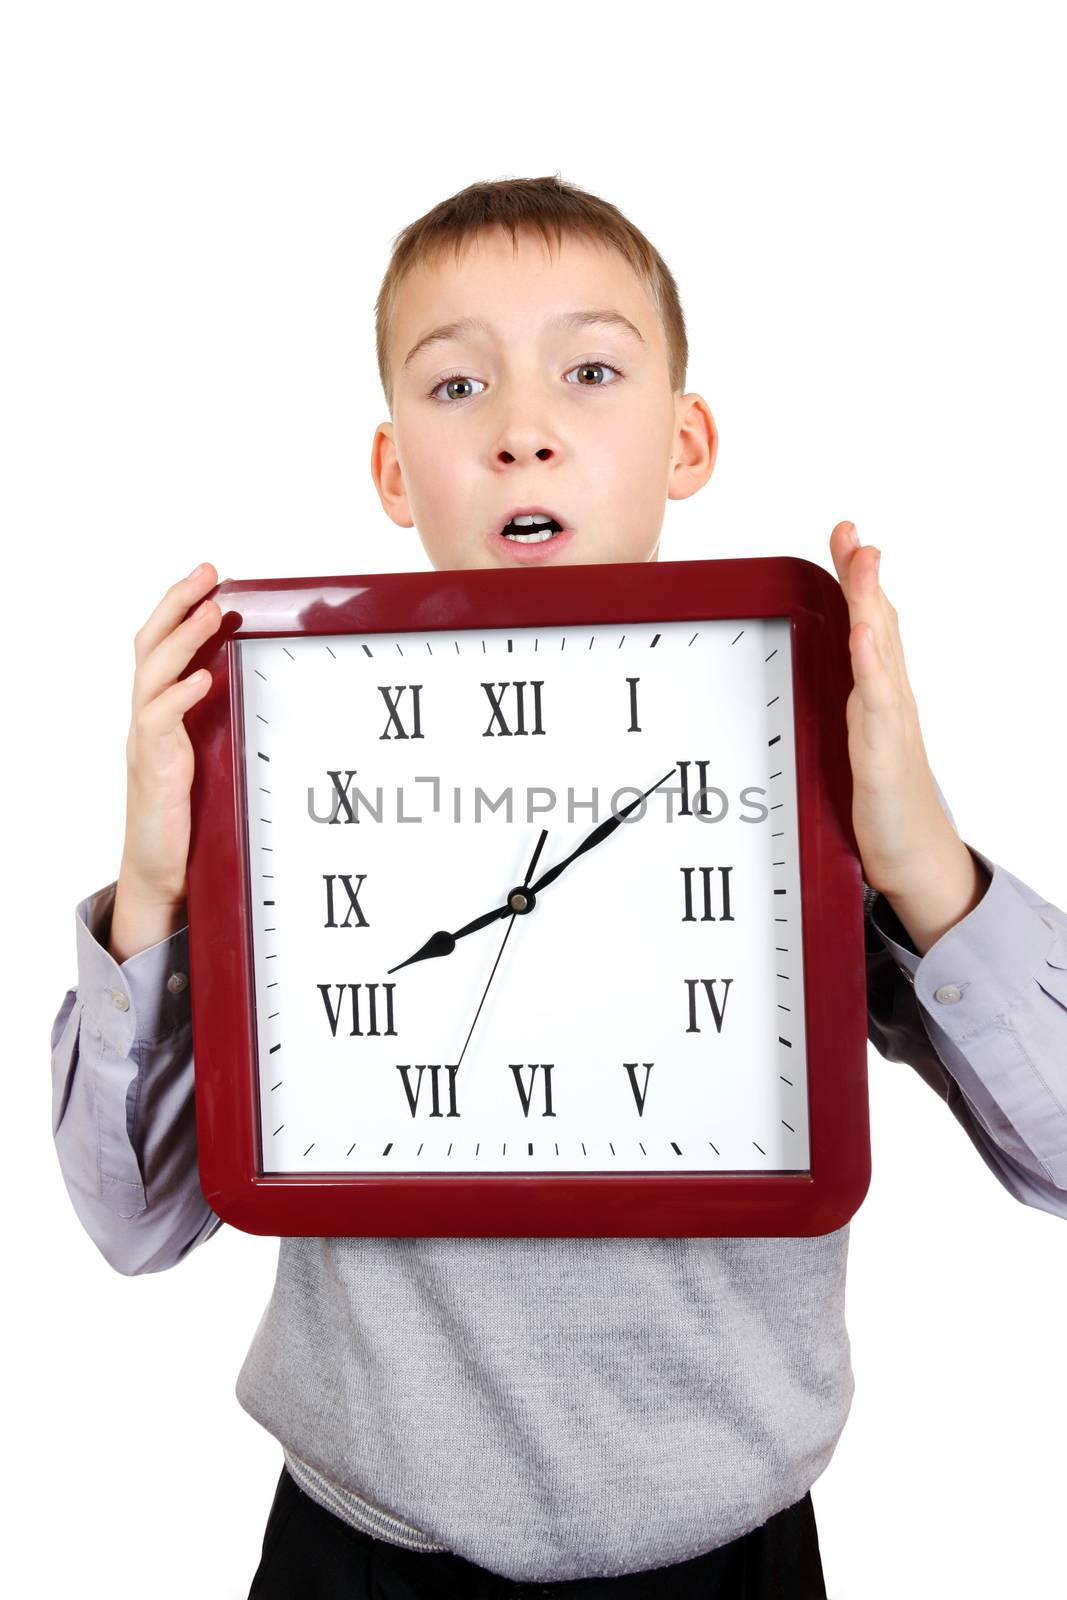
[75,881,192,1054]
[865,843,1052,1034]
[868,844,1067,1187]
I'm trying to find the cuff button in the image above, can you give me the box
[167,971,189,994]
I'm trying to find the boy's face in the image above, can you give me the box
[372,226,716,570]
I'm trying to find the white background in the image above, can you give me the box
[5,3,1065,1595]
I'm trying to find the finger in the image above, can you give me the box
[832,537,902,688]
[133,564,218,666]
[850,557,897,686]
[831,527,916,703]
[131,669,212,748]
[828,524,877,607]
[847,618,898,716]
[133,592,223,715]
[829,521,859,579]
[828,526,883,655]
[851,548,911,691]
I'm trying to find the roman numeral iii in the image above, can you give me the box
[680,866,735,922]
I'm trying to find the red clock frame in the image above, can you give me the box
[183,555,870,1239]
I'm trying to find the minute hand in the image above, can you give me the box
[528,767,677,896]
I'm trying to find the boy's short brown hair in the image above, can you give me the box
[375,173,689,414]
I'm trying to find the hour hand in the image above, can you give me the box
[386,901,511,974]
[386,829,549,976]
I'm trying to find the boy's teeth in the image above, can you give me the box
[501,513,562,542]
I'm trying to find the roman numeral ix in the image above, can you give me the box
[323,873,368,928]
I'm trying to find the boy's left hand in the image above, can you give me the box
[829,521,963,901]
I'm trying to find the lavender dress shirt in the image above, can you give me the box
[50,776,1067,1275]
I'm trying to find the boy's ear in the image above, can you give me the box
[370,421,415,530]
[667,393,718,503]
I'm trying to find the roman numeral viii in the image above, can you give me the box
[317,983,397,1036]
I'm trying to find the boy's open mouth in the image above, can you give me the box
[499,514,564,544]
[486,504,575,561]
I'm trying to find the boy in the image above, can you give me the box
[51,176,1067,1599]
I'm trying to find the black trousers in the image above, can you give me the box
[247,1464,828,1599]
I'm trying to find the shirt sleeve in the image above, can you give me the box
[50,880,224,1274]
[864,776,1067,1221]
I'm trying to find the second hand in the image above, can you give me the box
[453,828,548,1073]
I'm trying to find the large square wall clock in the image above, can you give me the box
[184,556,870,1239]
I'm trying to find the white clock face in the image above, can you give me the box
[237,616,809,1176]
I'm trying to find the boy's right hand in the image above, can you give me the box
[108,564,221,961]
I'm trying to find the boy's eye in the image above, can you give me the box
[564,361,624,389]
[428,360,624,404]
[429,373,486,403]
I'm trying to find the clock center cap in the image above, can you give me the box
[508,887,536,914]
